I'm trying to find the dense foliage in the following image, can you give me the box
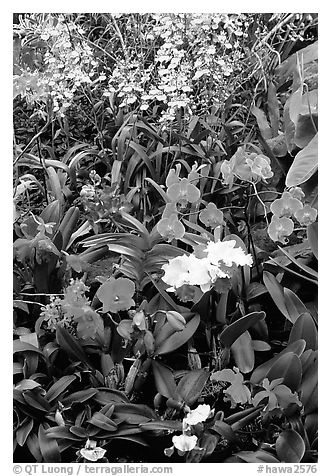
[13,13,318,464]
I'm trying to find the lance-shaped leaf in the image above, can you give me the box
[219,311,265,348]
[45,375,77,403]
[87,412,118,431]
[38,423,61,462]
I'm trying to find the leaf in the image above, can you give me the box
[113,404,156,424]
[212,420,237,442]
[275,41,318,81]
[283,288,309,324]
[60,388,98,406]
[165,311,186,331]
[266,352,302,392]
[230,331,255,373]
[13,340,43,356]
[219,311,265,348]
[300,354,318,414]
[45,375,77,403]
[277,246,318,279]
[26,433,43,462]
[38,423,61,462]
[55,326,94,369]
[289,85,303,127]
[235,450,280,463]
[151,361,178,400]
[154,314,200,355]
[263,271,289,319]
[251,105,272,140]
[286,133,318,188]
[45,426,82,441]
[16,418,34,446]
[252,340,271,352]
[47,167,63,203]
[276,429,305,463]
[267,82,280,136]
[15,379,41,391]
[87,412,117,431]
[250,339,306,384]
[289,313,317,350]
[139,421,182,432]
[307,222,318,259]
[93,388,129,405]
[177,369,209,406]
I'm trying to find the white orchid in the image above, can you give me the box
[183,404,214,427]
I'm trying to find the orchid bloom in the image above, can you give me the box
[183,404,214,428]
[78,439,107,462]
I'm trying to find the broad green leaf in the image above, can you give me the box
[230,331,255,373]
[276,429,305,463]
[289,313,317,350]
[307,222,318,259]
[177,369,209,406]
[93,388,129,405]
[300,354,318,414]
[283,288,309,324]
[252,340,271,352]
[250,339,306,384]
[87,412,117,431]
[151,360,178,400]
[13,340,43,356]
[154,314,200,355]
[61,388,98,406]
[45,426,82,441]
[55,326,94,369]
[219,311,265,348]
[139,421,182,432]
[286,133,318,188]
[266,352,302,392]
[26,433,43,462]
[263,271,289,319]
[38,423,61,462]
[45,375,77,402]
[16,418,34,447]
[235,450,280,463]
[212,420,237,442]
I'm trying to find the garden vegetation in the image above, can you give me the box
[13,13,318,464]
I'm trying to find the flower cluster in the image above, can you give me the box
[268,188,317,244]
[211,367,251,408]
[40,279,103,339]
[14,14,100,116]
[165,404,214,457]
[221,146,273,188]
[161,239,253,293]
[101,13,248,123]
[80,173,132,233]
